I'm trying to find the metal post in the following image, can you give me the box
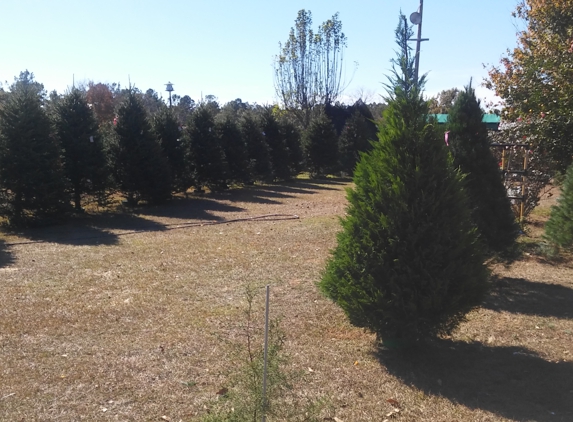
[261,285,270,422]
[414,0,424,84]
[521,148,529,222]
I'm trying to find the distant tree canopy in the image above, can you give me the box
[428,88,460,114]
[487,0,573,172]
[274,9,353,128]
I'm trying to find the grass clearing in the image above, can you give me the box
[1,179,572,421]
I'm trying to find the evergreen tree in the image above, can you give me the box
[240,112,272,182]
[279,119,303,177]
[319,14,488,343]
[185,105,227,191]
[448,82,519,256]
[215,114,250,185]
[339,108,376,175]
[260,108,291,181]
[0,72,70,225]
[114,89,172,205]
[303,108,338,177]
[544,162,573,249]
[54,88,110,211]
[153,108,188,193]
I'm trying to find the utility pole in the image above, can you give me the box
[409,0,429,85]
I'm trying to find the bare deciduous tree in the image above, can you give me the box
[274,10,353,128]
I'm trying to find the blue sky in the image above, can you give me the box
[1,0,520,106]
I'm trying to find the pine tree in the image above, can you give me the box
[303,108,339,177]
[260,108,291,181]
[544,162,573,249]
[319,14,488,343]
[54,88,110,211]
[279,119,303,177]
[0,72,70,225]
[448,82,519,256]
[153,108,188,193]
[215,114,250,185]
[185,105,227,191]
[239,112,272,183]
[114,89,172,205]
[339,108,376,175]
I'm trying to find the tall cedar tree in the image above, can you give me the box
[279,119,303,176]
[260,108,291,181]
[215,114,251,185]
[319,14,488,342]
[240,112,272,182]
[0,75,70,225]
[114,89,172,205]
[153,108,189,193]
[54,88,110,211]
[303,108,339,177]
[448,83,519,256]
[544,162,573,249]
[185,105,227,191]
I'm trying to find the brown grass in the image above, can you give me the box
[1,179,572,421]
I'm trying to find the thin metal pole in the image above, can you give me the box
[262,285,270,422]
[414,0,424,85]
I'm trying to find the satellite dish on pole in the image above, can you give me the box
[410,12,422,25]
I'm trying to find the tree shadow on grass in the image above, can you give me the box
[7,213,166,246]
[0,239,15,268]
[377,339,573,421]
[484,276,573,319]
[210,186,297,205]
[136,196,245,219]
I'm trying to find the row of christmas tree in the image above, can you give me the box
[0,72,377,226]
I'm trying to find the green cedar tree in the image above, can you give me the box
[319,13,488,343]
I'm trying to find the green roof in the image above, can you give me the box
[429,114,501,130]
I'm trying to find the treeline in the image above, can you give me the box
[0,71,379,226]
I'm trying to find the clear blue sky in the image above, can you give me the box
[1,0,520,106]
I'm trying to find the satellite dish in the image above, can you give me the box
[410,12,422,25]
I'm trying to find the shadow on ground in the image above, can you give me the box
[132,196,244,219]
[7,213,164,246]
[0,239,14,268]
[210,179,350,205]
[484,276,573,319]
[377,339,573,421]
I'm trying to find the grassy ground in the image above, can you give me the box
[1,179,572,421]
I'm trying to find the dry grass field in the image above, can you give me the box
[1,179,572,421]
